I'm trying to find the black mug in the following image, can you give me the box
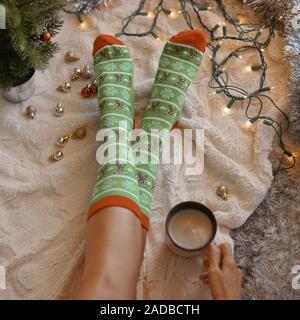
[165,201,217,257]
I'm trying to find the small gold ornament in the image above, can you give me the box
[25,105,36,119]
[65,51,80,62]
[216,185,229,201]
[81,64,94,79]
[55,102,64,117]
[71,68,82,81]
[56,135,70,147]
[49,150,64,161]
[72,127,87,139]
[57,82,71,93]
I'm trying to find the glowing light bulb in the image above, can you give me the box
[147,11,154,18]
[169,9,181,18]
[260,48,265,52]
[238,55,243,59]
[169,10,176,18]
[78,16,87,30]
[244,66,252,72]
[245,120,252,128]
[287,155,295,164]
[207,6,212,10]
[223,107,231,115]
[283,152,295,166]
[76,15,95,31]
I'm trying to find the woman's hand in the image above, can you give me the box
[200,243,243,300]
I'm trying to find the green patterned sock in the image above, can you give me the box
[88,35,148,230]
[135,30,207,218]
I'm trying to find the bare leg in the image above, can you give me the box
[74,207,145,300]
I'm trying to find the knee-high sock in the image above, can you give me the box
[88,35,149,230]
[135,30,207,218]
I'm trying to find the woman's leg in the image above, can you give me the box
[75,207,144,299]
[135,30,207,220]
[75,35,147,299]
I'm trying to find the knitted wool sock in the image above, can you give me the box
[88,35,149,230]
[135,30,206,218]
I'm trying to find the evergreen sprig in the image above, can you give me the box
[0,0,64,89]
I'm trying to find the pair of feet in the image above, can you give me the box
[89,30,207,230]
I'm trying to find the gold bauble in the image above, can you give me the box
[56,135,70,147]
[49,151,64,161]
[216,185,229,201]
[81,64,94,79]
[25,105,36,119]
[55,102,64,117]
[65,51,80,62]
[71,68,81,81]
[57,82,71,93]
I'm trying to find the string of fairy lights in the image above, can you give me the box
[113,0,296,174]
[64,0,296,173]
[64,0,110,22]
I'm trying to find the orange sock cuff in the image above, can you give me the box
[93,34,125,56]
[170,29,207,53]
[88,195,149,231]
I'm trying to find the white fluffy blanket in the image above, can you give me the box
[0,0,289,299]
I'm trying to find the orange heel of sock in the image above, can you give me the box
[170,29,207,53]
[93,34,125,56]
[88,195,149,231]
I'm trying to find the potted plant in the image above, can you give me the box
[0,0,64,103]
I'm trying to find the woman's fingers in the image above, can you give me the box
[203,259,209,268]
[200,273,208,280]
[200,273,209,284]
[207,244,221,270]
[219,243,236,269]
[238,268,243,280]
[200,243,242,300]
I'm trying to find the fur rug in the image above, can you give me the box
[242,0,300,137]
[232,0,300,300]
[232,162,300,299]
